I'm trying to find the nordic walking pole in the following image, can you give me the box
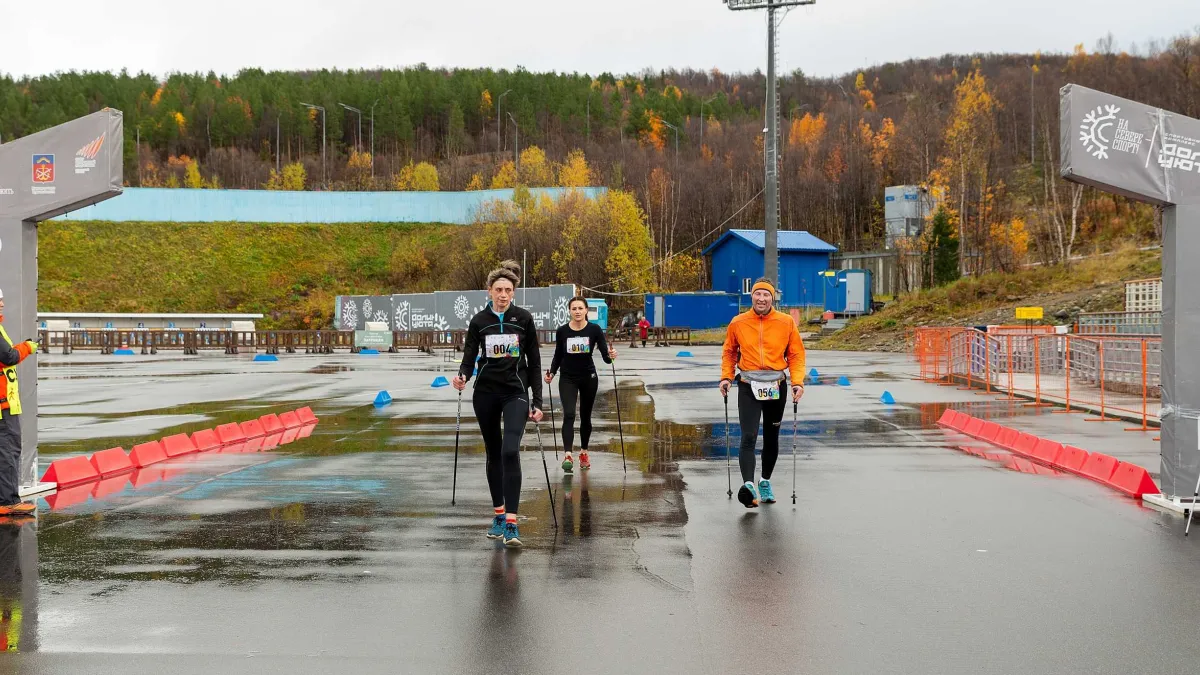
[451,390,463,506]
[724,391,733,499]
[611,361,628,474]
[791,398,799,505]
[547,373,560,460]
[534,409,559,529]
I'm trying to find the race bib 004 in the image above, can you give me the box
[485,333,520,359]
[566,337,591,354]
[753,382,781,401]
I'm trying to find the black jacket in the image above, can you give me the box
[549,322,611,379]
[459,304,544,410]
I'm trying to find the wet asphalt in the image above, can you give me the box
[4,347,1197,673]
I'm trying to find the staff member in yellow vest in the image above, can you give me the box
[0,289,38,515]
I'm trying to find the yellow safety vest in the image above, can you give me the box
[0,326,22,416]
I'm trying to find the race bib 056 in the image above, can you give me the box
[753,382,781,401]
[485,333,520,359]
[566,337,591,354]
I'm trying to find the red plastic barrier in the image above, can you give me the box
[92,474,131,499]
[1053,445,1090,473]
[44,483,92,510]
[89,447,133,477]
[218,442,247,454]
[1079,452,1120,484]
[191,428,221,452]
[162,433,198,457]
[937,409,956,426]
[962,417,984,438]
[295,407,318,424]
[979,421,1002,443]
[129,441,167,467]
[995,428,1020,451]
[240,419,267,439]
[259,413,285,434]
[1029,438,1064,465]
[1107,463,1161,498]
[959,445,987,458]
[130,467,165,488]
[1013,433,1039,457]
[298,423,316,439]
[243,436,265,452]
[216,423,247,445]
[261,432,283,451]
[279,427,300,445]
[279,411,302,429]
[41,455,101,488]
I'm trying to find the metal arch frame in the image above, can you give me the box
[724,0,814,10]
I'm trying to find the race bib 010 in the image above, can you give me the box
[753,382,781,401]
[485,333,520,359]
[566,337,591,354]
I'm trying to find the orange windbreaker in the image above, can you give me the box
[721,308,806,384]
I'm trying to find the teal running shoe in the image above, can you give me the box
[759,479,777,504]
[737,481,759,508]
[503,521,522,548]
[487,515,506,540]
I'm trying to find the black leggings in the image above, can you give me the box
[559,373,599,452]
[737,380,787,483]
[474,392,528,514]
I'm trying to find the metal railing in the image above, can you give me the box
[1075,311,1161,335]
[911,327,1161,430]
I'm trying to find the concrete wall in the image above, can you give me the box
[53,186,608,225]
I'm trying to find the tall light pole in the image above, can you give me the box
[724,0,816,288]
[339,103,363,153]
[661,120,680,166]
[497,89,512,157]
[700,94,718,142]
[586,86,593,145]
[507,112,519,172]
[300,102,326,189]
[369,99,380,178]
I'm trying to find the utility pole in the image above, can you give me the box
[370,99,380,179]
[339,103,363,153]
[724,0,815,288]
[498,89,512,158]
[276,114,281,173]
[300,103,326,189]
[508,112,519,172]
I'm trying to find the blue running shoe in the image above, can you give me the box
[487,515,506,540]
[737,481,759,508]
[759,479,776,504]
[503,521,522,548]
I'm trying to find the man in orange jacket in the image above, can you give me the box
[0,289,38,515]
[719,278,806,508]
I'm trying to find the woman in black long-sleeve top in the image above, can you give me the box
[452,260,543,548]
[544,296,615,473]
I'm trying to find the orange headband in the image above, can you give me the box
[751,281,776,295]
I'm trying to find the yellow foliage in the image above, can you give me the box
[661,253,704,292]
[701,144,714,163]
[641,110,666,151]
[788,113,826,152]
[603,191,655,294]
[855,73,867,91]
[183,159,204,189]
[558,149,592,187]
[635,82,645,97]
[173,111,186,132]
[663,85,683,101]
[411,162,440,191]
[518,145,554,187]
[347,150,371,172]
[990,217,1030,269]
[466,173,485,191]
[151,86,164,107]
[823,145,846,182]
[705,114,722,136]
[480,89,493,117]
[490,161,517,189]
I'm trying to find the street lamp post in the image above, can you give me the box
[369,99,380,178]
[507,112,519,171]
[300,102,326,189]
[497,89,512,158]
[339,103,363,153]
[662,120,680,165]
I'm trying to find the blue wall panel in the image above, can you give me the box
[709,237,830,306]
[54,186,608,224]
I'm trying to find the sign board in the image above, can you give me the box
[354,330,392,348]
[1061,84,1200,206]
[392,293,442,331]
[335,295,393,331]
[1015,307,1044,320]
[435,290,490,331]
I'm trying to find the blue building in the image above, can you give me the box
[702,229,837,307]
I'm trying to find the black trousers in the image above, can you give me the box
[559,372,599,452]
[737,380,787,483]
[473,392,528,514]
[0,411,20,506]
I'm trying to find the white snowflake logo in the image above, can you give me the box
[553,296,571,325]
[1080,104,1120,159]
[394,301,411,331]
[433,314,450,331]
[362,298,373,318]
[372,310,390,327]
[341,300,359,329]
[454,295,470,320]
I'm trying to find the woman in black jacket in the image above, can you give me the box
[544,296,615,473]
[452,260,544,548]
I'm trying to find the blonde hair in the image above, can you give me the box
[486,259,521,289]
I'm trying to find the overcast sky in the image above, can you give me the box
[1,0,1193,80]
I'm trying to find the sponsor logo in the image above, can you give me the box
[1080,105,1144,161]
[1158,132,1200,175]
[75,133,104,174]
[32,154,54,183]
[0,188,13,196]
